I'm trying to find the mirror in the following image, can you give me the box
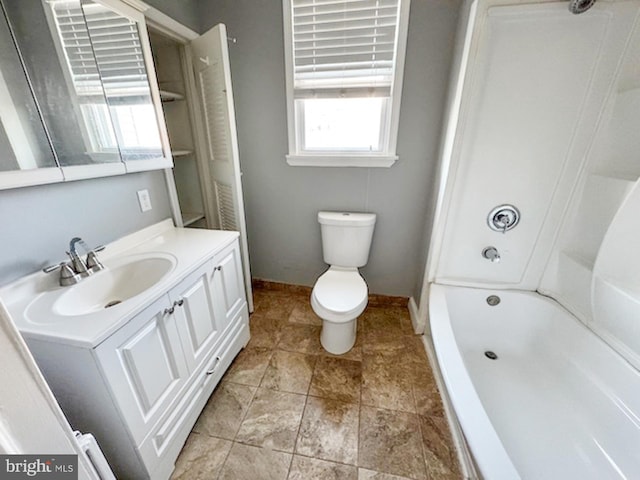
[0,0,167,181]
[80,0,164,163]
[0,6,56,172]
[2,0,121,167]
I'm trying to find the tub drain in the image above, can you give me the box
[486,295,501,306]
[105,300,122,309]
[484,350,498,360]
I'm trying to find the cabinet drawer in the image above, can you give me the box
[137,314,249,478]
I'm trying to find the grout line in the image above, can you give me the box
[291,450,360,469]
[214,437,233,480]
[290,392,310,475]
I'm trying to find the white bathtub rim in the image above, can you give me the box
[421,334,479,480]
[429,282,522,480]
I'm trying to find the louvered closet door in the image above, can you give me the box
[190,24,253,311]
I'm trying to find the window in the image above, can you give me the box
[283,0,410,167]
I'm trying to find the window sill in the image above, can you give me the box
[286,154,398,168]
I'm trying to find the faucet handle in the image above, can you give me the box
[86,251,105,272]
[92,245,106,253]
[42,262,82,286]
[43,262,65,274]
[59,263,82,286]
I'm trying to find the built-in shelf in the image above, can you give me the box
[562,249,595,271]
[182,212,206,227]
[160,90,185,102]
[590,171,639,183]
[171,149,193,158]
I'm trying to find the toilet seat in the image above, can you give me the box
[311,268,368,323]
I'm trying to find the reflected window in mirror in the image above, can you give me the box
[1,0,165,168]
[52,0,164,162]
[0,6,56,172]
[2,0,119,167]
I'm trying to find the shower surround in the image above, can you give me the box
[423,0,640,477]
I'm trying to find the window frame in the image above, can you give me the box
[283,0,411,168]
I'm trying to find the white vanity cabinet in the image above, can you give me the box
[22,233,249,480]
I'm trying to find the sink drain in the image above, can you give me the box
[484,350,498,360]
[105,300,122,309]
[486,295,501,306]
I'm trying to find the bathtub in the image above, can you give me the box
[429,283,640,479]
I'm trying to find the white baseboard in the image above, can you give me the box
[421,335,479,480]
[408,296,423,334]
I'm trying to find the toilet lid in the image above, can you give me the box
[313,269,367,314]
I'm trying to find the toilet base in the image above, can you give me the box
[320,318,357,355]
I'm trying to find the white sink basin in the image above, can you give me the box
[26,253,176,323]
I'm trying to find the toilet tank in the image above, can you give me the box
[318,211,377,268]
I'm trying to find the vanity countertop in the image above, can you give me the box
[0,220,239,348]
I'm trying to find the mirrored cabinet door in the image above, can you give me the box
[0,0,172,188]
[81,0,167,168]
[2,0,125,180]
[0,4,62,189]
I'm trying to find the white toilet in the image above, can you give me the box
[311,211,377,355]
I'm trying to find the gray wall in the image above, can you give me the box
[198,0,460,297]
[144,0,201,32]
[0,171,171,286]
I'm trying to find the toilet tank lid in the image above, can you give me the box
[318,211,376,227]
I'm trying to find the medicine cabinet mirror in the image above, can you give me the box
[0,0,171,189]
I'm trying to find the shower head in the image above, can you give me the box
[568,0,596,14]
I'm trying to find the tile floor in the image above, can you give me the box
[171,284,462,480]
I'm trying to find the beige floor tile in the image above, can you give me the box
[360,307,405,335]
[278,324,323,355]
[288,455,358,480]
[358,469,414,480]
[309,356,362,403]
[361,353,415,413]
[288,297,323,326]
[170,433,232,480]
[218,442,291,480]
[254,291,298,320]
[261,349,317,394]
[176,289,459,480]
[412,374,444,418]
[418,415,462,480]
[193,382,256,440]
[235,388,307,452]
[223,346,272,386]
[248,314,287,349]
[295,396,359,465]
[361,330,408,355]
[359,406,427,480]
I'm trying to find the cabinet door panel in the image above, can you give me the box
[213,242,245,323]
[170,260,220,371]
[120,318,182,412]
[96,295,188,444]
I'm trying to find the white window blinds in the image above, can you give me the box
[49,0,148,95]
[291,0,401,95]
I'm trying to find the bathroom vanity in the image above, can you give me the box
[1,220,249,479]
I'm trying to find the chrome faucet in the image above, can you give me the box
[43,238,106,286]
[482,246,501,263]
[68,237,90,276]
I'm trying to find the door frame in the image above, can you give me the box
[127,1,254,313]
[0,302,99,479]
